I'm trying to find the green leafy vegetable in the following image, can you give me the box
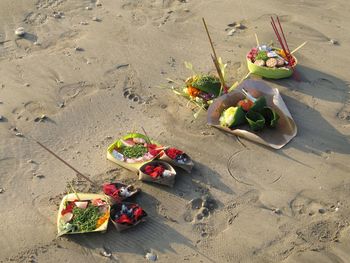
[261,107,280,128]
[191,75,221,97]
[255,51,269,61]
[71,206,101,232]
[122,144,148,158]
[245,111,265,131]
[250,97,267,112]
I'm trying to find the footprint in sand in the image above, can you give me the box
[289,192,332,217]
[184,195,217,222]
[23,12,48,26]
[58,81,98,103]
[12,101,52,121]
[296,220,346,245]
[123,88,142,103]
[36,0,66,9]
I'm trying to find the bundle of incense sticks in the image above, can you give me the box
[270,16,294,67]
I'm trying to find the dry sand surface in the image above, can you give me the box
[1,0,350,262]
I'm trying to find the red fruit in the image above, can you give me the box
[237,99,253,111]
[61,202,75,216]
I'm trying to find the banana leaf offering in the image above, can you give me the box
[247,46,296,79]
[167,61,228,118]
[159,147,194,173]
[103,182,140,203]
[110,202,147,232]
[177,74,222,109]
[139,160,176,187]
[207,79,297,149]
[57,193,111,236]
[107,133,164,172]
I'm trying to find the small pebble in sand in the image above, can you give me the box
[318,208,326,214]
[80,21,89,25]
[227,28,236,36]
[33,41,41,46]
[273,208,282,215]
[335,207,339,212]
[85,6,92,10]
[27,159,34,164]
[24,83,30,87]
[15,27,26,37]
[100,250,111,258]
[234,23,246,29]
[92,17,100,22]
[34,114,47,122]
[15,132,23,137]
[75,47,84,51]
[227,22,246,29]
[329,39,339,45]
[58,102,65,108]
[0,115,3,121]
[0,188,4,194]
[96,0,102,6]
[145,252,157,261]
[53,12,63,19]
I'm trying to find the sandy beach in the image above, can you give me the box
[1,0,350,262]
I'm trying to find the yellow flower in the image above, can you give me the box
[96,212,110,228]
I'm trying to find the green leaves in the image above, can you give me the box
[191,75,221,97]
[71,205,101,232]
[122,144,148,158]
[245,111,266,131]
[261,107,280,128]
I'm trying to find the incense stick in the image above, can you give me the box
[35,140,97,186]
[271,18,291,65]
[277,16,291,54]
[271,20,287,56]
[202,18,226,91]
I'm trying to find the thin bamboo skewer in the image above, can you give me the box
[291,41,307,54]
[254,33,260,47]
[34,140,98,186]
[202,17,227,92]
